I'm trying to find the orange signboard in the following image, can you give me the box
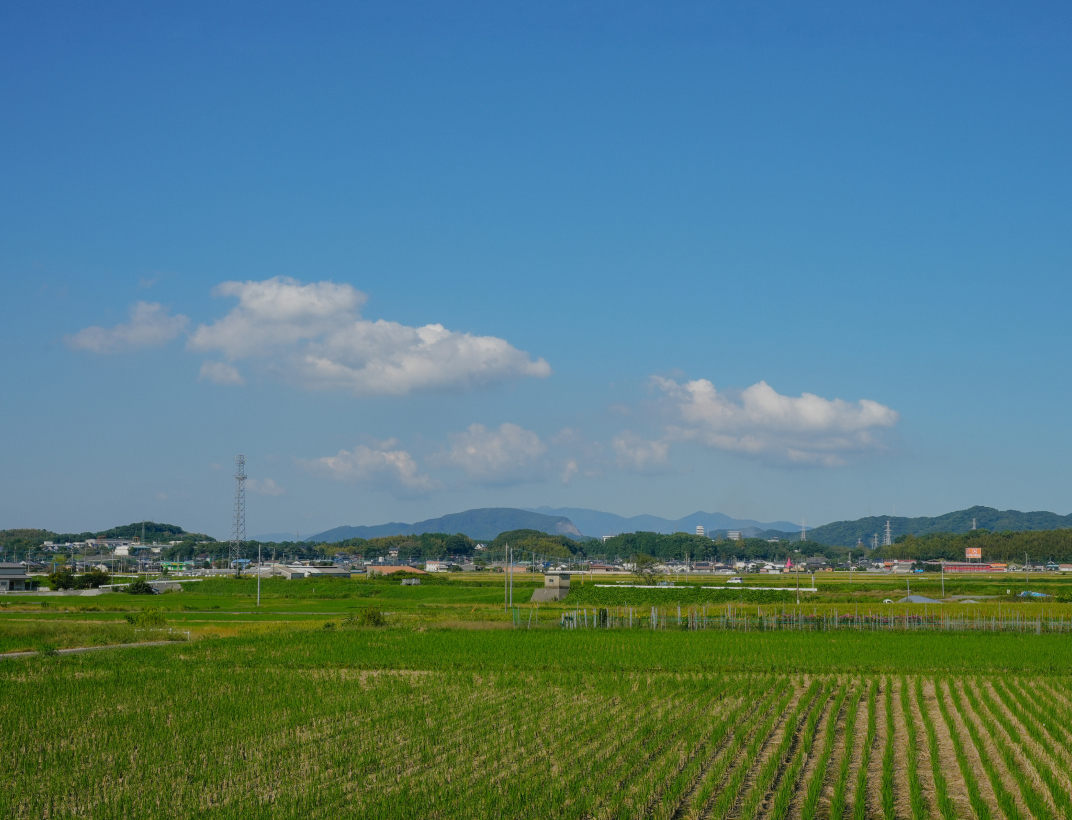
[966,547,982,560]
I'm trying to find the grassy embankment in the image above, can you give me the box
[2,570,1071,652]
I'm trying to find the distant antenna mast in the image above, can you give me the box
[872,533,879,550]
[800,518,807,542]
[883,519,892,547]
[232,455,246,576]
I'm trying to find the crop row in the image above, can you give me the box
[4,658,1072,818]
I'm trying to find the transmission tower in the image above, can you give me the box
[882,519,892,547]
[232,455,246,575]
[800,518,807,542]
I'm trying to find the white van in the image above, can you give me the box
[727,577,743,585]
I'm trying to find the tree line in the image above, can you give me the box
[872,528,1072,563]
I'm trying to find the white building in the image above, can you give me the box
[695,526,705,537]
[727,531,742,541]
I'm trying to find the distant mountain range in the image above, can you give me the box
[301,506,799,544]
[526,507,801,538]
[282,503,1072,548]
[305,508,582,543]
[796,506,1072,547]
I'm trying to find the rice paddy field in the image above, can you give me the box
[4,575,1072,819]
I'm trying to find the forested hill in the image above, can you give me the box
[0,522,215,551]
[799,506,1072,547]
[307,508,583,543]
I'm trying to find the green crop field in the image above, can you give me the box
[4,575,1072,818]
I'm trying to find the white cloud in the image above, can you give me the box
[560,459,579,483]
[188,276,551,395]
[66,302,189,353]
[189,278,363,359]
[436,423,548,484]
[654,377,899,466]
[247,478,285,496]
[298,440,437,496]
[612,431,671,473]
[199,361,245,385]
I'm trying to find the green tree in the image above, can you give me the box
[47,569,76,590]
[76,569,110,589]
[124,579,156,595]
[631,553,659,585]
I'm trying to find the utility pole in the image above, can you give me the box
[941,559,945,597]
[257,540,261,606]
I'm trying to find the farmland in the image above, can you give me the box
[4,629,1072,818]
[4,575,1072,818]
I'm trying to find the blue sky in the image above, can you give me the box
[2,1,1071,538]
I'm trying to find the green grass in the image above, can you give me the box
[0,619,142,653]
[3,627,1072,818]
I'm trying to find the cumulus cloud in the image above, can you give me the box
[436,423,548,484]
[66,302,189,353]
[199,361,245,385]
[247,478,285,496]
[612,431,671,473]
[653,377,899,466]
[187,276,551,395]
[298,440,437,496]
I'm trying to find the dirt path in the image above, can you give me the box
[891,677,913,819]
[905,677,936,819]
[920,678,972,819]
[840,682,871,819]
[869,678,890,820]
[0,640,175,660]
[937,679,1003,820]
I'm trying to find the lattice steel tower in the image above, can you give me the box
[232,455,246,575]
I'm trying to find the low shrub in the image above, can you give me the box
[344,608,386,627]
[125,608,167,628]
[124,579,156,595]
